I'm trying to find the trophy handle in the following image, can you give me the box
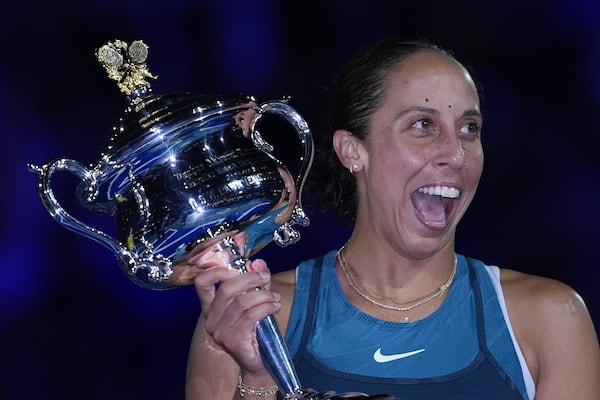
[255,101,313,197]
[252,101,314,246]
[27,159,137,273]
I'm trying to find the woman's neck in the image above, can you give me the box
[338,233,456,303]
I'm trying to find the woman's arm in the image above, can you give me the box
[185,314,240,399]
[503,270,600,399]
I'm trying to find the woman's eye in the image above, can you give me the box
[460,122,481,137]
[412,118,432,130]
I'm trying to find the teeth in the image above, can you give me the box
[418,185,460,198]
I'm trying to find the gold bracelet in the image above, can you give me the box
[237,373,279,398]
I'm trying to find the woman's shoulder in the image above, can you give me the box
[499,268,585,315]
[498,267,598,387]
[270,251,336,334]
[272,268,296,290]
[499,268,590,332]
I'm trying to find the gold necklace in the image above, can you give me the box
[337,245,457,313]
[369,289,444,323]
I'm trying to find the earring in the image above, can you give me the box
[349,164,359,174]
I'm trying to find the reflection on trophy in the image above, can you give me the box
[28,39,392,399]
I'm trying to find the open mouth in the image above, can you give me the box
[411,185,460,228]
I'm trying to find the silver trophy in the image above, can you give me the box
[28,40,392,399]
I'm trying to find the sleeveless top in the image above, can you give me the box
[284,251,535,399]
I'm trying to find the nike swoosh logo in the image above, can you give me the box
[373,347,426,363]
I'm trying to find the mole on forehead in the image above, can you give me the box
[423,98,453,108]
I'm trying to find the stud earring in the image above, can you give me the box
[349,164,359,174]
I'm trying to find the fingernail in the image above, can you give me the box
[273,292,281,301]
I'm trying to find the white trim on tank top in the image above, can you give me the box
[486,265,536,400]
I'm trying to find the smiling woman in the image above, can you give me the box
[184,39,600,400]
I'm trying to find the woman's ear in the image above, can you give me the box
[333,129,363,173]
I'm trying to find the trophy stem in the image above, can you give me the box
[256,315,304,398]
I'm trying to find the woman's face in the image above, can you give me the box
[355,51,483,258]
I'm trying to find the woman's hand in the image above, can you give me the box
[189,233,282,378]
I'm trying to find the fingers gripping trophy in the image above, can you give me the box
[28,39,393,400]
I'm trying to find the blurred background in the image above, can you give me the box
[2,0,599,398]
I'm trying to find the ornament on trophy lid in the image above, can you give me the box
[96,39,156,98]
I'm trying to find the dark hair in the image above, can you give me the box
[306,39,464,224]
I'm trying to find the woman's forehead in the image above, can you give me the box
[383,52,479,106]
[389,51,471,83]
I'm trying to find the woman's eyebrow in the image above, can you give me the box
[460,109,483,119]
[394,106,482,121]
[394,106,439,120]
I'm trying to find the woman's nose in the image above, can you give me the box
[435,133,465,170]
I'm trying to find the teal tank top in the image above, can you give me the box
[284,251,531,399]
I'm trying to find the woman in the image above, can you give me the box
[184,40,600,399]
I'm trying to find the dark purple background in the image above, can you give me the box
[2,1,599,398]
